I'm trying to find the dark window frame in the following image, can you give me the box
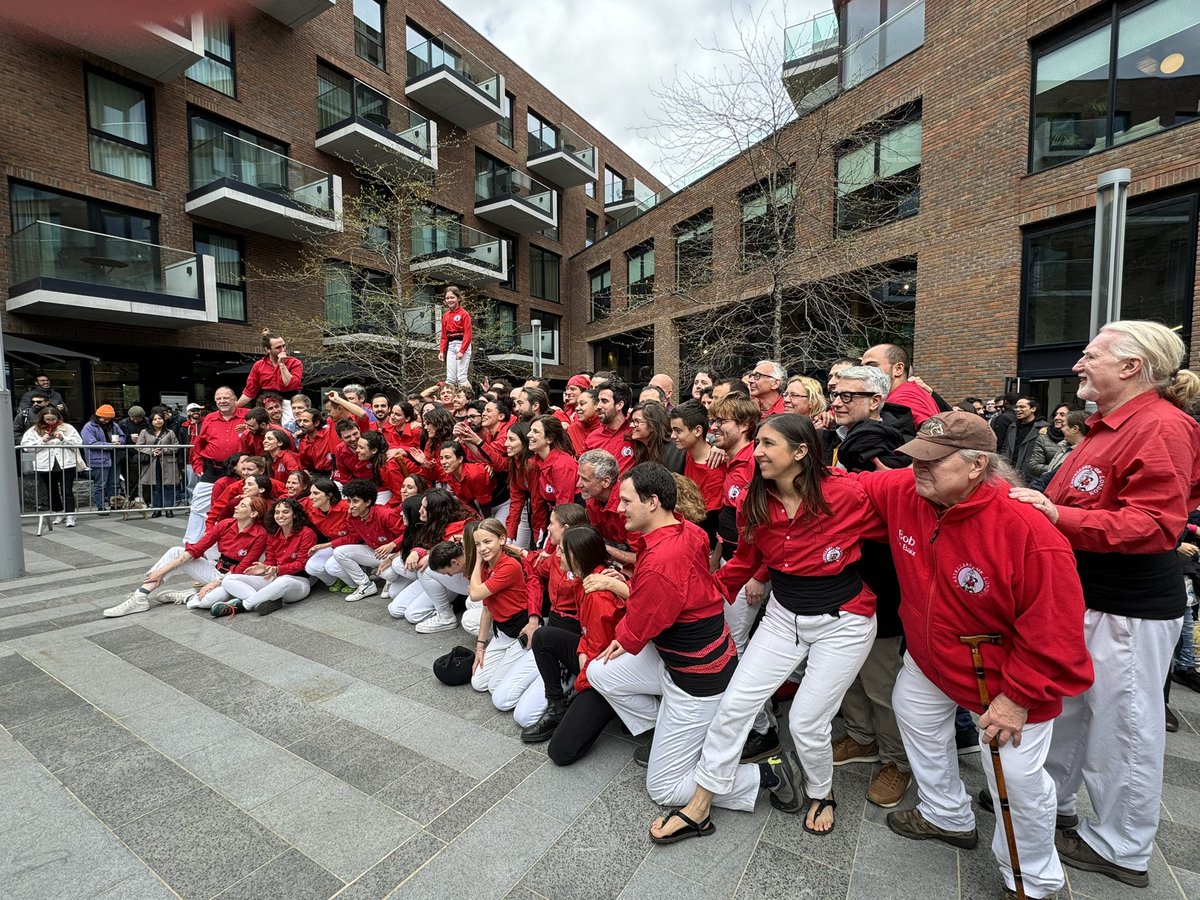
[529,308,561,362]
[354,0,386,70]
[194,226,247,324]
[9,179,160,244]
[835,105,921,235]
[498,91,515,148]
[674,209,714,290]
[589,261,612,321]
[325,260,394,333]
[740,172,797,264]
[187,17,237,98]
[528,243,561,302]
[83,66,155,188]
[626,240,655,303]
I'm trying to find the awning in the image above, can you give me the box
[3,335,100,364]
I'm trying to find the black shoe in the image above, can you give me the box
[151,511,162,519]
[1166,707,1179,733]
[1171,667,1200,693]
[256,598,284,616]
[634,735,653,768]
[977,788,1078,830]
[165,510,175,519]
[520,698,569,744]
[740,726,782,763]
[955,727,980,755]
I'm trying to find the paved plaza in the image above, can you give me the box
[1,517,1197,899]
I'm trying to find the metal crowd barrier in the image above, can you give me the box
[13,442,196,536]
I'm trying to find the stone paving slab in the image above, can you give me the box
[0,520,1195,899]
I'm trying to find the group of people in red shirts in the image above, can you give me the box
[97,314,1199,900]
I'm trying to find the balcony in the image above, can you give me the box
[842,0,924,90]
[247,0,336,29]
[31,15,203,81]
[474,166,557,232]
[316,78,437,176]
[527,123,598,188]
[186,133,343,241]
[7,222,218,328]
[406,33,505,131]
[410,221,508,287]
[783,11,840,116]
[604,177,657,217]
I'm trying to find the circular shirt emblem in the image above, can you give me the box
[621,445,633,457]
[544,484,555,495]
[238,549,247,557]
[1070,464,1104,495]
[954,564,987,595]
[566,571,576,582]
[823,545,844,564]
[453,314,461,323]
[727,485,741,501]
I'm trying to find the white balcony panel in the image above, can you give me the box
[528,150,597,188]
[315,121,437,175]
[405,71,505,131]
[186,178,343,242]
[247,0,336,28]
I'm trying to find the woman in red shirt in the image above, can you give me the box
[207,498,318,617]
[262,428,302,482]
[103,495,268,617]
[503,422,535,548]
[284,470,312,501]
[302,478,352,591]
[356,430,405,505]
[438,440,492,513]
[409,406,456,484]
[529,415,578,543]
[467,518,534,700]
[390,488,476,629]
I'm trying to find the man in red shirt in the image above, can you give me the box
[331,479,404,603]
[563,373,592,422]
[438,285,472,387]
[588,463,753,817]
[747,361,787,417]
[578,449,636,570]
[238,330,302,408]
[586,380,636,472]
[861,343,939,426]
[295,409,337,475]
[1011,321,1200,889]
[186,386,247,543]
[669,400,725,535]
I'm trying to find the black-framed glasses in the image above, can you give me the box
[829,391,877,404]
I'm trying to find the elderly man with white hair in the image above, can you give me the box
[1011,320,1200,889]
[748,360,787,416]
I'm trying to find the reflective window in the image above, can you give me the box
[741,176,796,261]
[187,18,235,97]
[626,242,655,303]
[354,0,385,69]
[527,109,558,156]
[497,92,514,148]
[86,71,153,186]
[590,263,611,320]
[675,210,713,289]
[529,245,560,301]
[194,228,245,322]
[837,115,920,233]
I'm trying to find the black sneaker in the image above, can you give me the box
[764,752,803,814]
[634,738,652,768]
[1171,667,1200,693]
[255,598,284,616]
[740,726,783,763]
[520,698,569,744]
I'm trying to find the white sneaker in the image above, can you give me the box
[155,589,196,605]
[345,582,378,603]
[415,612,458,634]
[52,516,64,525]
[103,592,150,618]
[65,516,76,527]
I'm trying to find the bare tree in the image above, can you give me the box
[600,2,917,381]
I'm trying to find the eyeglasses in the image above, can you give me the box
[829,391,877,404]
[710,417,731,427]
[747,371,776,381]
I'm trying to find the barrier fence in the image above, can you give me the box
[13,442,196,535]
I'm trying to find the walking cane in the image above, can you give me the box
[960,633,1025,900]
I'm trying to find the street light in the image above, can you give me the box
[1090,167,1131,335]
[0,326,27,578]
[531,318,542,379]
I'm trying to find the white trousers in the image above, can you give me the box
[306,547,340,585]
[215,573,310,610]
[395,568,468,623]
[494,499,532,550]
[331,544,382,587]
[1045,610,1181,871]
[721,558,772,736]
[445,340,472,386]
[184,480,213,543]
[461,598,484,634]
[695,600,875,800]
[471,631,529,697]
[588,644,758,810]
[151,545,221,589]
[513,677,548,727]
[894,653,1064,897]
[386,567,423,618]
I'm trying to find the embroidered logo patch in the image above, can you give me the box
[728,485,741,500]
[920,419,946,437]
[823,545,844,564]
[544,484,555,494]
[1070,464,1104,495]
[954,564,987,595]
[238,549,247,557]
[621,446,633,457]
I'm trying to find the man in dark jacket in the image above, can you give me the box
[991,392,1018,448]
[1002,396,1048,484]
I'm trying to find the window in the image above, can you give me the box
[527,310,560,363]
[188,110,288,191]
[186,18,235,97]
[585,211,598,248]
[529,245,560,301]
[85,70,153,186]
[539,193,561,241]
[410,204,462,257]
[1030,0,1200,173]
[484,299,518,350]
[741,176,796,262]
[354,0,385,69]
[316,62,390,131]
[475,150,511,200]
[840,0,925,89]
[403,286,440,341]
[585,181,596,199]
[324,263,393,332]
[836,114,921,233]
[626,242,655,302]
[497,92,514,148]
[194,228,245,322]
[10,182,156,240]
[675,210,713,289]
[590,263,611,320]
[527,109,558,156]
[499,230,517,290]
[1022,191,1196,349]
[604,166,625,205]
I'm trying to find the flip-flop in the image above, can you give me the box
[649,808,715,845]
[803,795,837,837]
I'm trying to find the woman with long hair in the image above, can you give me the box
[438,440,492,513]
[135,409,181,517]
[521,524,626,766]
[262,427,303,482]
[528,415,578,542]
[303,478,353,592]
[205,498,317,617]
[648,413,879,842]
[103,495,268,617]
[782,376,828,417]
[20,405,83,527]
[382,492,429,604]
[503,421,534,548]
[629,401,686,472]
[411,406,456,482]
[467,518,535,701]
[355,429,402,504]
[284,469,312,500]
[386,488,475,629]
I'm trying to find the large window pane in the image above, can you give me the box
[1024,219,1094,346]
[187,18,236,97]
[195,228,245,322]
[354,0,385,69]
[86,72,152,186]
[1031,25,1111,172]
[1113,0,1200,146]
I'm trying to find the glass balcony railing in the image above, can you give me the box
[528,122,596,170]
[605,177,656,208]
[190,132,336,217]
[406,32,501,103]
[411,219,504,269]
[475,165,554,215]
[603,185,674,237]
[784,11,839,64]
[9,221,202,299]
[842,0,924,89]
[318,78,433,155]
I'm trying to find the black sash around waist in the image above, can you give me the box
[655,614,737,697]
[717,505,739,547]
[493,609,531,639]
[217,554,239,573]
[768,565,863,617]
[1075,550,1185,620]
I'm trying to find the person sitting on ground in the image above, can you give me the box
[327,479,405,603]
[386,489,475,629]
[303,478,352,592]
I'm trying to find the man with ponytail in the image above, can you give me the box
[238,329,303,408]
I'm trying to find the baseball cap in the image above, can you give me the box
[186,403,203,412]
[897,412,996,461]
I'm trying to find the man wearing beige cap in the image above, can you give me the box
[857,412,1093,900]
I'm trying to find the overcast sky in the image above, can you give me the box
[442,0,830,186]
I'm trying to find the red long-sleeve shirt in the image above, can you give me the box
[566,416,600,456]
[192,409,247,473]
[506,459,535,540]
[525,543,581,620]
[439,462,491,508]
[332,440,373,484]
[859,468,1093,722]
[758,393,786,416]
[301,498,350,542]
[439,307,472,353]
[266,526,318,576]
[267,449,303,481]
[205,478,247,533]
[531,449,578,536]
[244,355,303,402]
[886,381,939,426]
[574,571,625,693]
[297,423,338,473]
[335,505,405,548]
[684,452,727,512]
[586,488,630,549]
[585,421,636,473]
[239,430,265,457]
[184,519,266,574]
[467,421,511,469]
[378,420,422,451]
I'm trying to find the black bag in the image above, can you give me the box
[433,645,474,686]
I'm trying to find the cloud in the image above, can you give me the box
[441,0,830,185]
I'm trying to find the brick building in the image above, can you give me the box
[570,0,1200,408]
[0,0,663,418]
